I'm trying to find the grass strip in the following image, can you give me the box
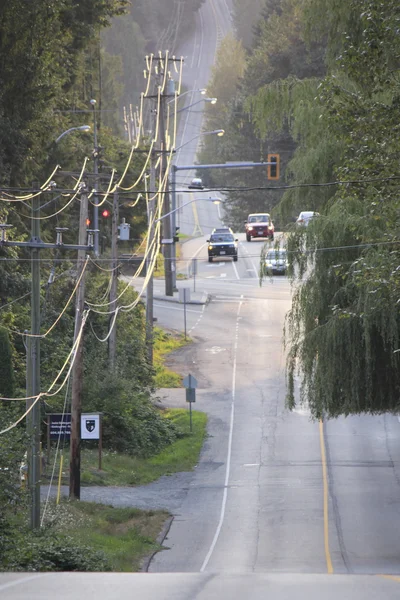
[45,408,207,487]
[153,327,188,387]
[42,500,170,572]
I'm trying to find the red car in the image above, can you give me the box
[245,213,274,241]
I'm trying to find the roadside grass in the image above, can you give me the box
[42,500,169,571]
[153,327,189,388]
[44,409,207,487]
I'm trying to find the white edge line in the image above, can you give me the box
[200,296,243,572]
[231,259,240,281]
[198,8,205,69]
[0,574,47,592]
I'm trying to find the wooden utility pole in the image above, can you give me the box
[27,194,41,529]
[69,187,89,500]
[108,188,119,368]
[145,156,156,364]
[159,95,174,297]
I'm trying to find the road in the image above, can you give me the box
[148,234,400,577]
[173,0,233,237]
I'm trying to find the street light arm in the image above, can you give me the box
[176,97,216,114]
[167,88,206,104]
[55,125,91,143]
[155,197,220,223]
[174,130,224,153]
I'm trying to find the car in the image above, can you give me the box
[207,232,238,262]
[265,249,288,275]
[211,226,234,235]
[296,211,320,226]
[188,177,204,190]
[244,213,274,241]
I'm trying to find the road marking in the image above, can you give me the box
[378,575,400,583]
[319,420,333,574]
[0,574,47,592]
[190,16,198,69]
[244,463,260,467]
[198,7,205,69]
[188,303,206,335]
[154,302,202,314]
[220,273,226,278]
[232,259,240,280]
[200,296,243,572]
[239,242,259,276]
[191,193,203,236]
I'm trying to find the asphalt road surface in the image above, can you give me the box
[173,0,233,237]
[149,234,400,578]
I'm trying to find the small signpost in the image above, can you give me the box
[179,287,191,339]
[183,373,197,432]
[46,412,103,470]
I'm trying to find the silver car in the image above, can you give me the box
[265,249,288,274]
[296,211,320,226]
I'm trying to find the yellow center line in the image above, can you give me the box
[319,419,333,574]
[378,575,400,583]
[191,192,203,236]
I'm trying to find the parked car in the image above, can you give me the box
[245,213,274,241]
[265,249,288,275]
[296,211,320,226]
[207,232,238,262]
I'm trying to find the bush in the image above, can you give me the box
[3,531,111,572]
[83,375,179,457]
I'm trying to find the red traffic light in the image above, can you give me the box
[102,209,110,218]
[86,218,91,226]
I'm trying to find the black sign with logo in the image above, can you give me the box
[48,413,71,440]
[85,419,95,433]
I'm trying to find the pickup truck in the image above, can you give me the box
[244,213,274,241]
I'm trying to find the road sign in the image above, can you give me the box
[186,388,196,403]
[179,287,191,303]
[183,373,198,389]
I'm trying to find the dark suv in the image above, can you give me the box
[207,233,238,262]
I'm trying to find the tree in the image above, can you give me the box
[270,0,400,418]
[0,327,14,398]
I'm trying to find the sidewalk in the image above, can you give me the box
[121,276,209,305]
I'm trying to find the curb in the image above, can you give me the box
[141,515,175,572]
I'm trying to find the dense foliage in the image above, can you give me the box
[199,0,325,230]
[0,0,194,571]
[248,0,400,418]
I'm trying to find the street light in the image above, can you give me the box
[167,88,207,104]
[55,125,91,143]
[156,196,222,223]
[174,129,224,152]
[176,97,217,114]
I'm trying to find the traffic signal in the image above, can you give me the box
[86,218,91,227]
[267,154,280,180]
[173,227,180,243]
[102,209,110,218]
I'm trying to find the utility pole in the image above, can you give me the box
[145,156,156,363]
[0,185,93,527]
[69,186,89,500]
[159,94,174,297]
[91,99,100,257]
[26,193,41,529]
[108,188,119,368]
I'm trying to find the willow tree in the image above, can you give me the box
[253,0,400,418]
